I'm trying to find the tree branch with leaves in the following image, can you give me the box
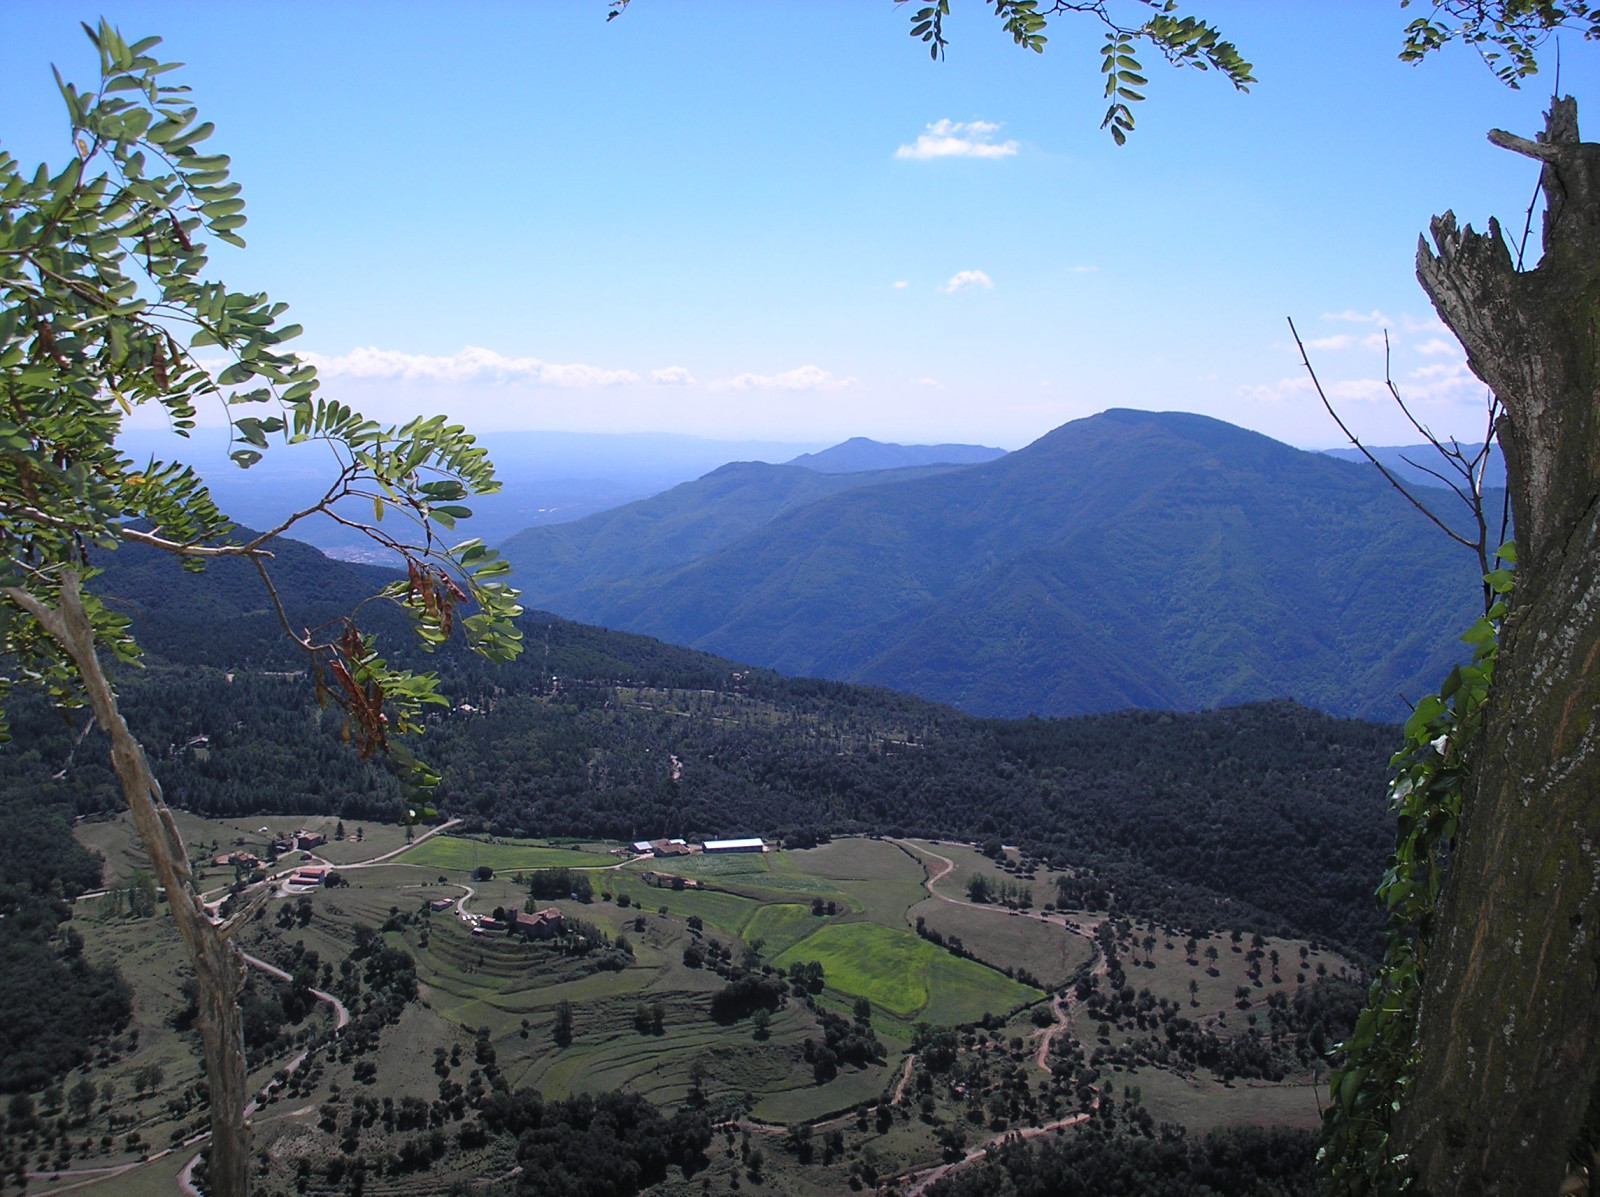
[0,23,522,1197]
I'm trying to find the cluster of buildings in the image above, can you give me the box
[628,837,766,857]
[466,906,565,940]
[213,850,261,870]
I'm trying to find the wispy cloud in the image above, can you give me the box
[1305,333,1386,352]
[1415,338,1459,357]
[892,280,909,289]
[651,366,695,386]
[912,377,944,389]
[1322,309,1391,325]
[305,345,639,387]
[939,269,993,294]
[719,365,858,392]
[1069,265,1099,274]
[896,119,1019,161]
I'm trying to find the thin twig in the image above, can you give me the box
[1287,317,1477,552]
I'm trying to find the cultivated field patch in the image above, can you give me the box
[394,835,616,874]
[775,921,1041,1019]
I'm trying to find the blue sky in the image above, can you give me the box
[4,2,1594,451]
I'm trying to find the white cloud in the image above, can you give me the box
[1416,338,1459,357]
[912,377,944,389]
[719,365,858,392]
[895,119,1019,160]
[1305,333,1387,352]
[939,269,993,294]
[1069,265,1099,274]
[1322,309,1392,325]
[305,345,639,387]
[892,280,909,289]
[651,366,695,386]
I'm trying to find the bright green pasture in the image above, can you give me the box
[647,887,761,938]
[395,835,615,873]
[774,922,1040,1020]
[742,903,824,955]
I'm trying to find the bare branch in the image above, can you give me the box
[1488,127,1561,161]
[1287,316,1478,552]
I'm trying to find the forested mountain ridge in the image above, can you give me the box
[784,436,1006,473]
[498,459,972,602]
[6,538,1400,954]
[498,409,1483,722]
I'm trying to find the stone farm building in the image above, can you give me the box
[512,908,565,940]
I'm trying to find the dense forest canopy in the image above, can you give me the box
[0,535,1401,957]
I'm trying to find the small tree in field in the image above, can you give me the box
[0,24,521,1197]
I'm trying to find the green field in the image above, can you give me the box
[395,835,617,873]
[774,921,1041,1019]
[742,902,825,954]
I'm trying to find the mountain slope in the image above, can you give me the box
[500,460,971,603]
[786,436,1006,473]
[513,409,1484,720]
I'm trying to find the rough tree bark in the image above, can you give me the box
[3,571,254,1197]
[1398,96,1600,1195]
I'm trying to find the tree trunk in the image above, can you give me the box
[3,571,252,1197]
[1399,97,1600,1195]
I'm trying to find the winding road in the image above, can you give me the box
[42,822,464,1195]
[883,838,1110,1194]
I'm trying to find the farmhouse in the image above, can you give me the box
[428,898,454,912]
[286,867,327,888]
[511,908,565,940]
[295,831,327,851]
[702,838,766,854]
[631,840,653,854]
[212,851,260,869]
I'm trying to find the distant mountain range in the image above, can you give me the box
[114,428,834,559]
[500,409,1487,721]
[1322,442,1505,492]
[785,437,1006,473]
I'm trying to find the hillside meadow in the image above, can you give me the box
[37,817,1353,1195]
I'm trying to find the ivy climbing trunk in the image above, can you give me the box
[1397,97,1600,1195]
[1,571,253,1197]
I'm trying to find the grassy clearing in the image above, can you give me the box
[775,922,1041,1020]
[394,834,617,873]
[643,851,771,879]
[909,897,1094,987]
[783,838,921,881]
[743,903,824,955]
[641,887,761,938]
[1135,1067,1324,1132]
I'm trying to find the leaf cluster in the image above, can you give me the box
[895,1,1252,143]
[0,22,521,776]
[1400,1,1600,85]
